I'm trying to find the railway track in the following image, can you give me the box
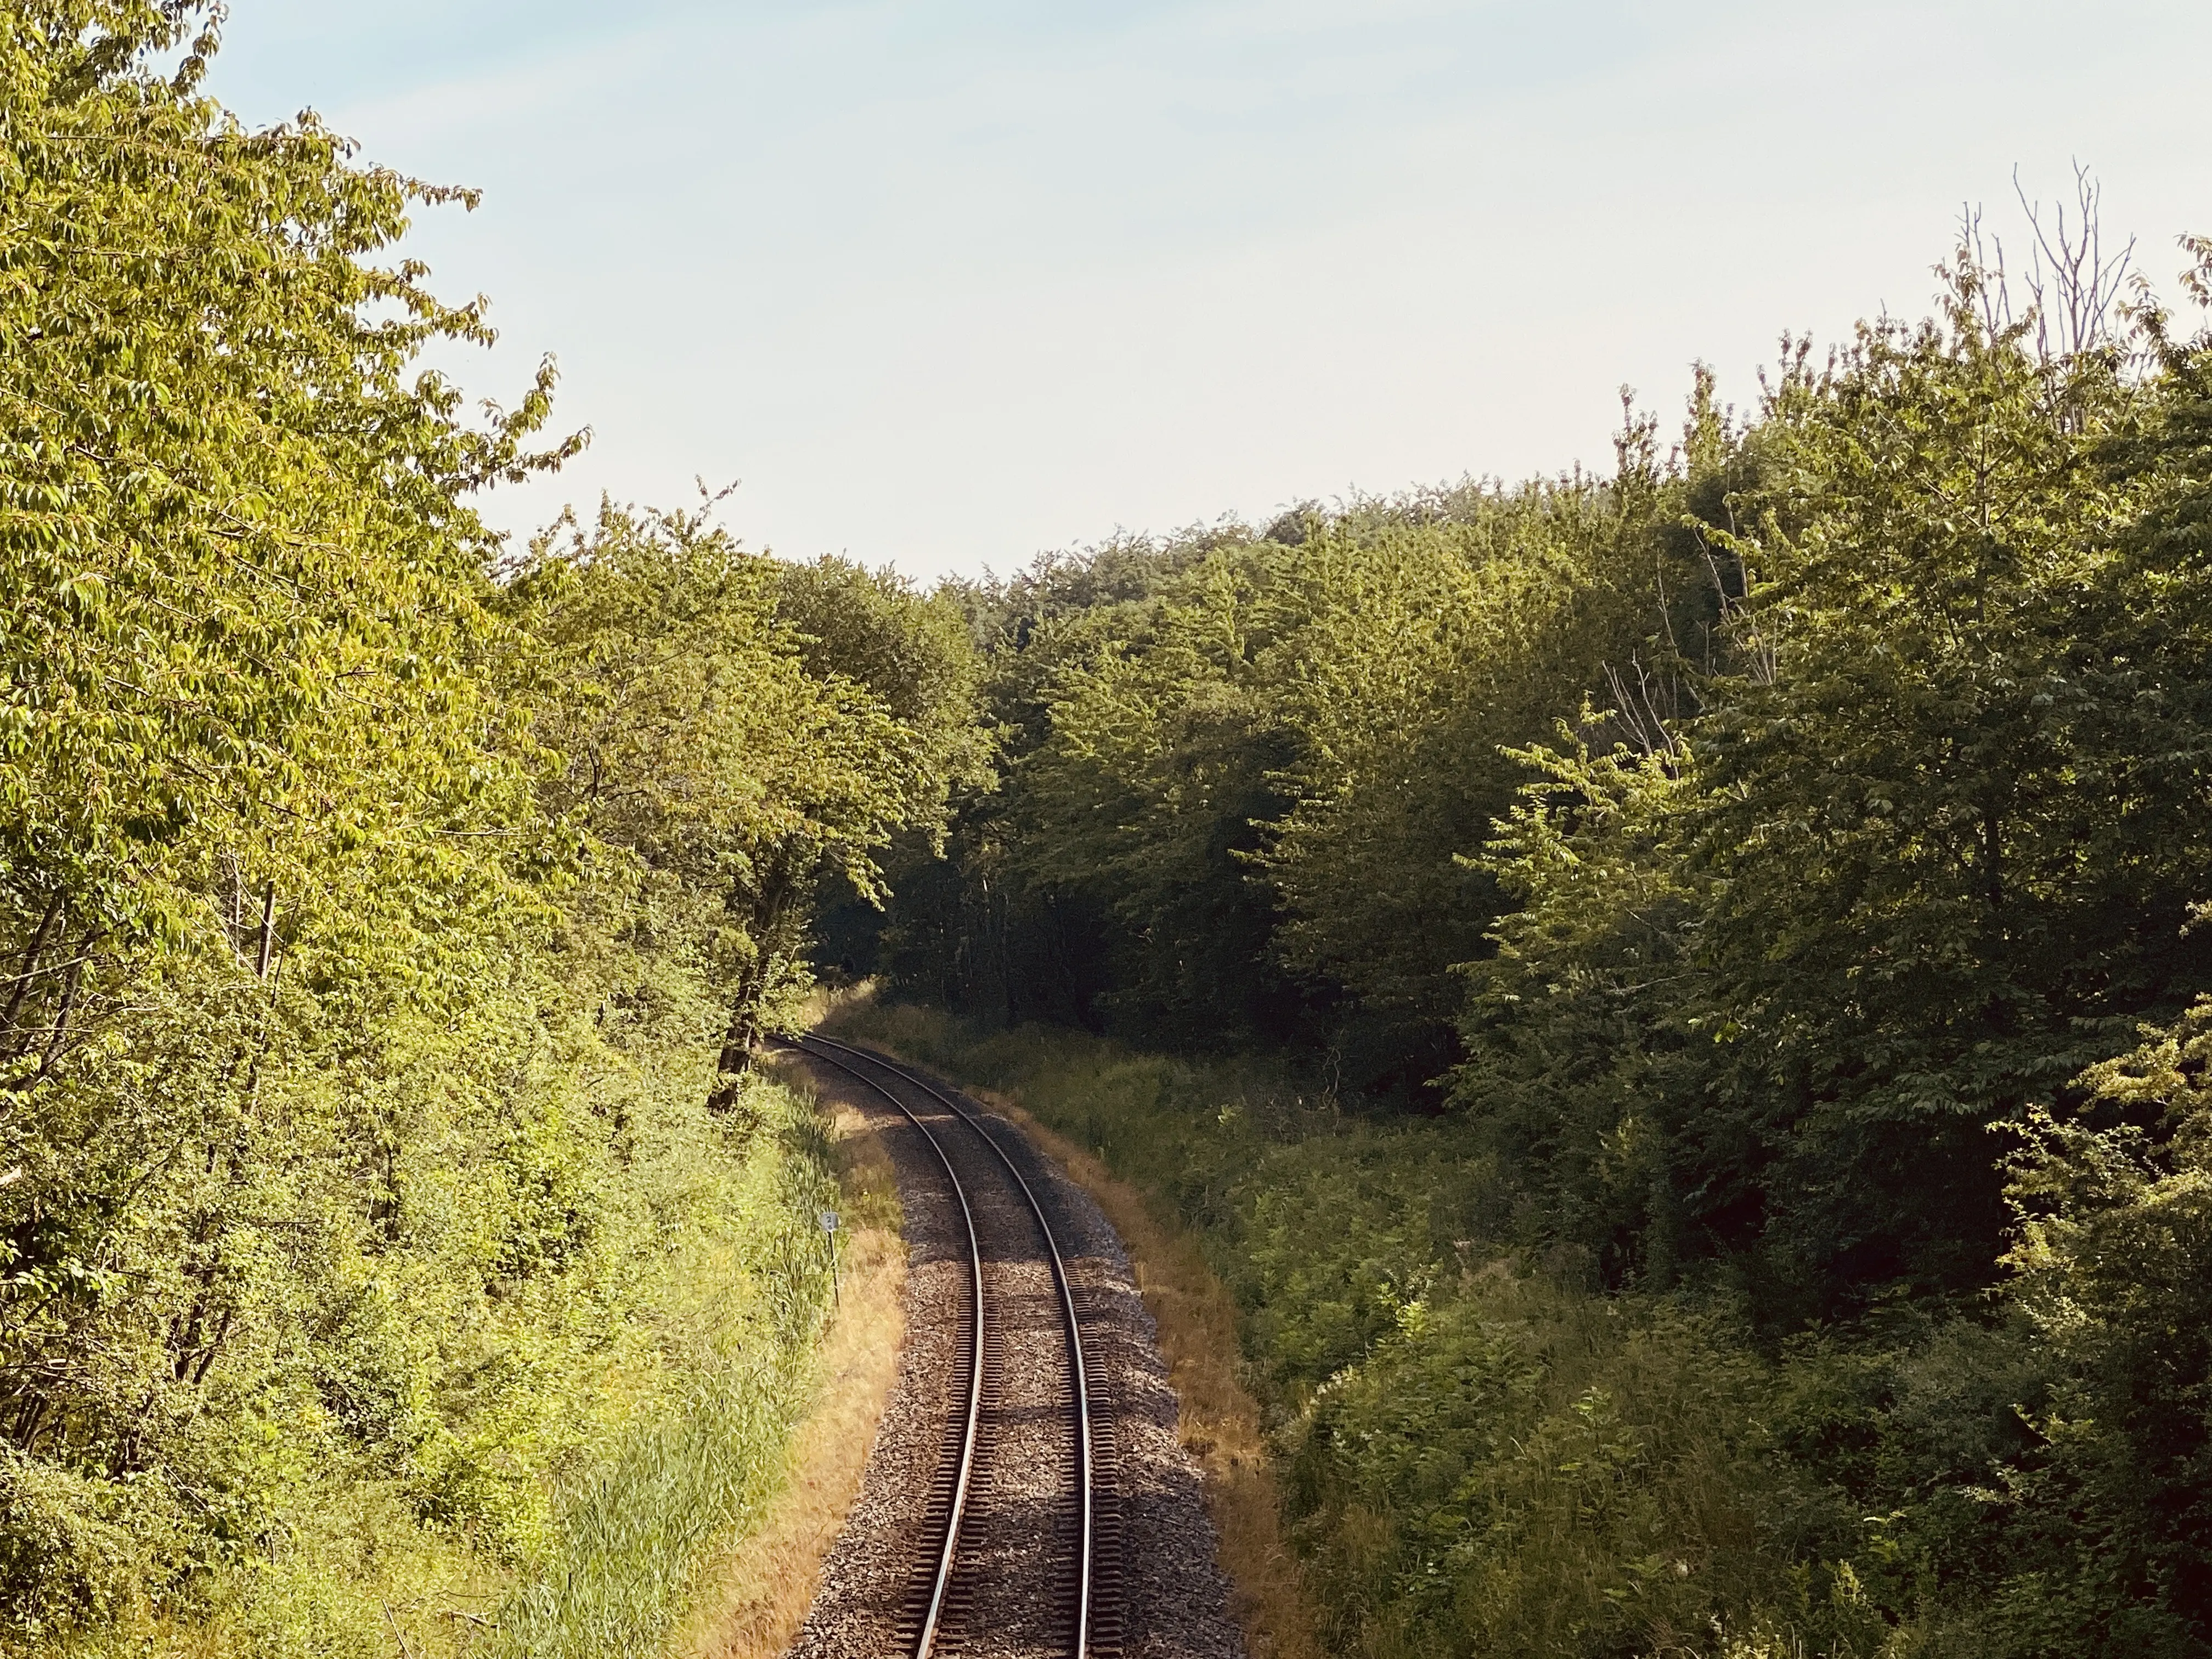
[790,1033,1122,1659]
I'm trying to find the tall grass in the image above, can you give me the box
[492,1358,798,1658]
[488,1084,839,1658]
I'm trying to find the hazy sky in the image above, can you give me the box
[206,2,2212,579]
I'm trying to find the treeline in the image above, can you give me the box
[1,7,974,1650]
[874,235,2212,1644]
[880,399,1742,1091]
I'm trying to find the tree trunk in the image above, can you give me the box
[2,890,64,1047]
[706,854,804,1113]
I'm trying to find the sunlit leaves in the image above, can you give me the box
[0,8,967,1639]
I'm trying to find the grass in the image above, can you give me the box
[488,1358,803,1659]
[678,1056,909,1659]
[485,1065,862,1659]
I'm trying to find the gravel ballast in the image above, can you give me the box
[783,1044,1245,1659]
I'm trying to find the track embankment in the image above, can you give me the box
[954,1096,1321,1659]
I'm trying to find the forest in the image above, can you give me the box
[8,2,2212,1656]
[841,198,2212,1656]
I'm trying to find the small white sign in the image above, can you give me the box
[818,1210,839,1233]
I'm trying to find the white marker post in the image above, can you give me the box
[819,1209,840,1308]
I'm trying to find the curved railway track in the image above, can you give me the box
[790,1032,1115,1659]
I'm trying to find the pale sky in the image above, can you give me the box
[206,2,2212,580]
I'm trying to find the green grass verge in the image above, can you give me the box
[485,1077,837,1659]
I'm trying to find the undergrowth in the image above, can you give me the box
[35,1068,838,1659]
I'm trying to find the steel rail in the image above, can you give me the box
[802,1032,1096,1659]
[792,1039,984,1659]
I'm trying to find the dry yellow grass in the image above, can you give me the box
[973,1089,1323,1659]
[678,1060,907,1659]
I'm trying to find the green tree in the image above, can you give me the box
[1681,267,2192,1309]
[505,506,985,1103]
[0,9,965,1643]
[0,0,583,1626]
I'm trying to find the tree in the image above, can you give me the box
[506,507,985,1104]
[0,0,579,1623]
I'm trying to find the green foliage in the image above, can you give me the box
[1007,545,1306,1045]
[0,10,972,1650]
[890,455,1704,1079]
[1454,735,1705,1288]
[1250,458,1682,1066]
[500,503,977,1090]
[1438,250,2212,1322]
[878,527,1251,1035]
[1673,279,2190,1304]
[1988,997,2212,1653]
[864,217,2212,1657]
